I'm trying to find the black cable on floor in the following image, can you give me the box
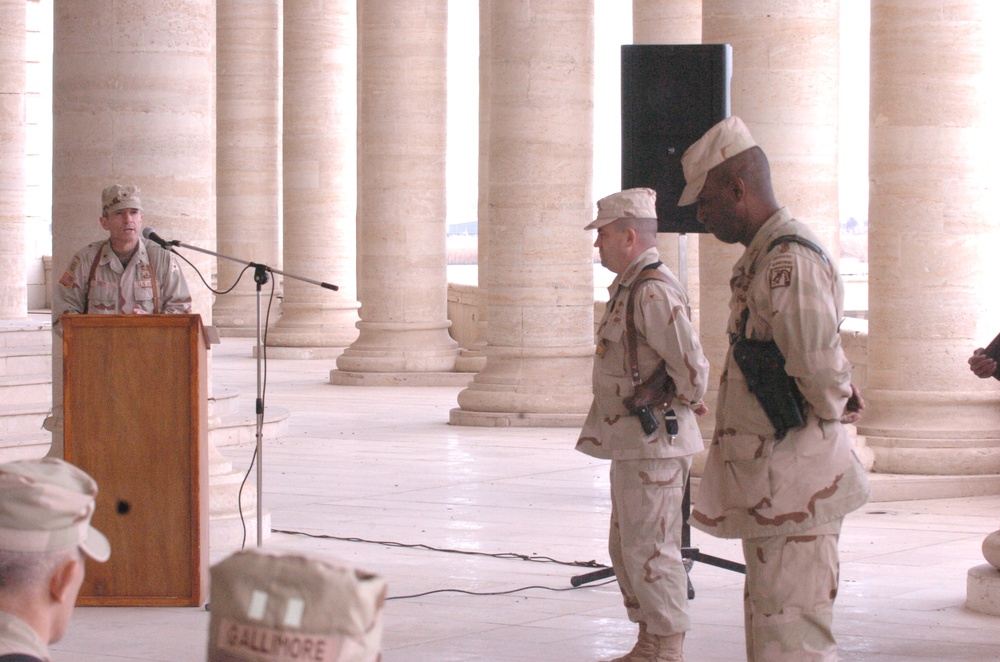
[385,578,618,601]
[269,527,618,601]
[270,527,608,569]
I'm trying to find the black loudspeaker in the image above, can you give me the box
[621,44,732,234]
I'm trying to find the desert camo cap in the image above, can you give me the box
[101,184,143,216]
[585,187,658,231]
[0,457,111,562]
[677,116,757,206]
[208,548,386,661]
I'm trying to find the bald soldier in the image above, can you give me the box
[678,117,869,661]
[577,188,709,662]
[0,458,111,661]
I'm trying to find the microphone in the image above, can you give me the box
[142,227,176,248]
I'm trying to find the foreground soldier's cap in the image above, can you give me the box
[0,457,111,562]
[208,548,386,661]
[677,116,757,206]
[585,187,658,231]
[101,184,143,216]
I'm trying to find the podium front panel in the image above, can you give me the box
[62,314,208,607]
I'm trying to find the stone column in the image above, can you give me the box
[700,1,842,428]
[632,1,702,328]
[52,3,216,320]
[859,0,1000,484]
[0,0,27,318]
[214,0,283,336]
[860,2,1000,474]
[450,0,595,426]
[267,0,360,359]
[332,0,462,385]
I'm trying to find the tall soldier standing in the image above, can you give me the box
[679,116,869,661]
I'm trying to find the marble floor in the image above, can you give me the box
[50,338,1000,661]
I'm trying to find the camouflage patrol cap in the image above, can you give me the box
[101,184,143,216]
[208,548,386,661]
[677,116,757,206]
[0,457,111,562]
[585,187,658,231]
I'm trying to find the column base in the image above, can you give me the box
[267,301,362,349]
[329,369,472,387]
[448,407,584,427]
[258,345,346,360]
[866,473,1000,501]
[967,564,1000,616]
[335,320,461,373]
[858,389,1000,474]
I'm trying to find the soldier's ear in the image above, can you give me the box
[730,176,747,202]
[49,555,83,604]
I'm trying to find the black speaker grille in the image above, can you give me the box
[621,44,731,234]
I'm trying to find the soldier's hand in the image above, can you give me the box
[840,383,864,424]
[969,348,997,379]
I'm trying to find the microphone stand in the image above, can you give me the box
[160,237,338,547]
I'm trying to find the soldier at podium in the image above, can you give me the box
[52,183,192,329]
[0,458,111,661]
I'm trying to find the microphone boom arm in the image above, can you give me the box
[168,240,339,291]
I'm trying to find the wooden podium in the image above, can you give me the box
[62,314,209,607]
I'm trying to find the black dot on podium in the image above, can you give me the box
[117,500,131,515]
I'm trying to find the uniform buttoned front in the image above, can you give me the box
[690,208,869,541]
[578,248,709,462]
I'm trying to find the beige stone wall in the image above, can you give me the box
[0,0,27,318]
[51,1,217,321]
[24,0,52,312]
[453,0,596,424]
[334,0,458,375]
[214,0,282,334]
[269,0,360,353]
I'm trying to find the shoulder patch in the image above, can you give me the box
[767,258,794,289]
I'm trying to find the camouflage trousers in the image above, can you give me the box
[608,455,693,637]
[742,519,843,661]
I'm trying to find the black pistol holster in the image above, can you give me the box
[732,235,830,440]
[731,333,805,440]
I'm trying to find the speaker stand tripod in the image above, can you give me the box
[570,478,744,598]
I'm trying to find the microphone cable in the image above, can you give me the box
[269,527,617,601]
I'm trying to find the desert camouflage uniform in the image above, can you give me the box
[53,238,192,327]
[690,207,870,661]
[577,247,709,637]
[0,612,48,661]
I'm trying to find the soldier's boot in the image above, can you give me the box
[601,624,685,662]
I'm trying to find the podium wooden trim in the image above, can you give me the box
[62,314,209,607]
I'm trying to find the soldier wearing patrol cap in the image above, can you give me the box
[577,188,710,662]
[0,458,110,661]
[53,184,193,325]
[679,116,869,661]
